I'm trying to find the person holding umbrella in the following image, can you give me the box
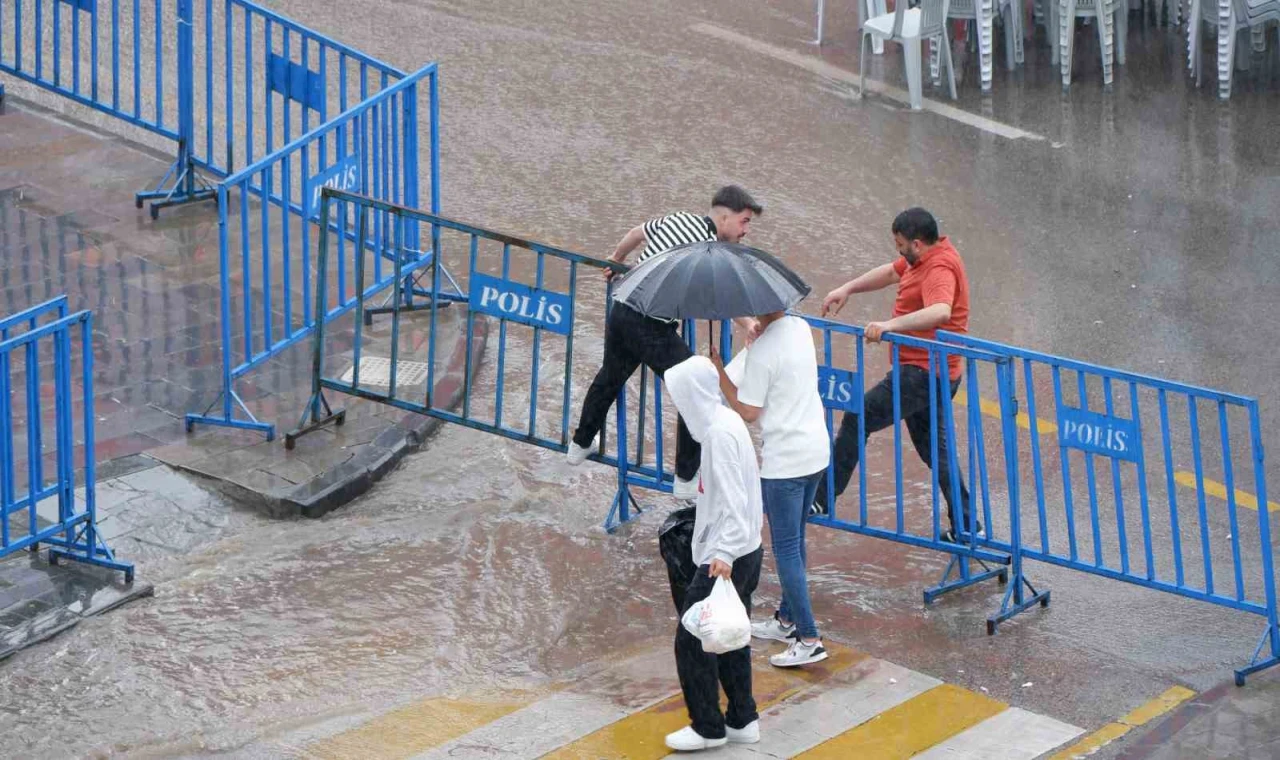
[566,186,764,499]
[607,235,826,668]
[711,310,831,668]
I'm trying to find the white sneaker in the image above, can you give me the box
[770,638,829,668]
[566,436,598,465]
[664,726,727,751]
[751,614,795,642]
[673,474,699,500]
[726,720,760,744]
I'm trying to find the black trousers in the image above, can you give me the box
[674,547,763,739]
[814,365,972,532]
[573,302,700,482]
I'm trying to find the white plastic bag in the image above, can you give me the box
[681,576,751,654]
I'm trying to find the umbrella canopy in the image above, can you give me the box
[611,241,810,320]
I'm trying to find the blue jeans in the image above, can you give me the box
[762,471,823,640]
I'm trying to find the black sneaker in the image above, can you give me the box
[941,520,984,544]
[808,501,828,517]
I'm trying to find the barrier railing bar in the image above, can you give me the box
[892,343,905,534]
[227,0,405,76]
[1077,371,1104,568]
[426,220,440,408]
[494,243,510,428]
[389,210,404,397]
[1188,397,1215,595]
[1130,381,1156,581]
[1103,377,1130,575]
[0,67,181,140]
[528,251,545,437]
[463,234,478,419]
[24,336,41,539]
[112,0,119,108]
[855,329,867,526]
[1219,401,1245,601]
[940,332,1257,406]
[1158,389,1185,586]
[1051,365,1079,562]
[560,261,576,446]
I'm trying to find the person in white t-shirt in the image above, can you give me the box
[711,310,831,668]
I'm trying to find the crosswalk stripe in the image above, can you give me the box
[543,643,866,760]
[678,657,939,759]
[304,695,534,760]
[913,707,1085,759]
[408,692,632,760]
[793,683,1007,759]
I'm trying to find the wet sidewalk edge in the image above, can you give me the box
[171,317,491,519]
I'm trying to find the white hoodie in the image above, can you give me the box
[664,357,763,568]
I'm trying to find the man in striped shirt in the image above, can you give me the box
[567,186,764,499]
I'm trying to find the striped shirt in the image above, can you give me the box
[637,212,718,265]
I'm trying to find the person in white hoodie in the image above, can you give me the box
[662,356,765,753]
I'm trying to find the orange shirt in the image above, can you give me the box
[889,236,970,381]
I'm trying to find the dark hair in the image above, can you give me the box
[891,207,939,244]
[711,185,763,216]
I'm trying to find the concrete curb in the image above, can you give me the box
[172,313,489,519]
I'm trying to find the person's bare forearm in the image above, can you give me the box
[714,363,761,423]
[607,225,646,265]
[885,303,951,333]
[839,262,899,297]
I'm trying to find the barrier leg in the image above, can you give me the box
[603,384,643,533]
[364,252,466,324]
[134,148,217,220]
[185,386,276,440]
[1235,624,1280,686]
[986,572,1050,635]
[286,389,345,449]
[924,553,1008,604]
[47,524,136,583]
[134,0,216,219]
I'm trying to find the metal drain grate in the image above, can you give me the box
[340,356,431,387]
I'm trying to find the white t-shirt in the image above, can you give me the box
[726,316,831,480]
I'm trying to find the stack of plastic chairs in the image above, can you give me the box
[1189,0,1279,98]
[1051,0,1130,89]
[936,0,1027,92]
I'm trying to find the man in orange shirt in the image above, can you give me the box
[814,208,977,542]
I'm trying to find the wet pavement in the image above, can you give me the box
[2,0,1280,756]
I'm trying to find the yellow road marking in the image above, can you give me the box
[1173,471,1280,513]
[1047,686,1196,760]
[956,394,1273,513]
[305,694,534,760]
[543,643,866,760]
[955,391,1058,433]
[794,683,1007,759]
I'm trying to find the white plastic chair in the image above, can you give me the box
[1050,0,1128,89]
[861,0,957,110]
[1189,0,1280,98]
[940,0,1026,92]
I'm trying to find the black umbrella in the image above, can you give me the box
[611,240,810,321]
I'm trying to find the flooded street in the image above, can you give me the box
[3,0,1280,756]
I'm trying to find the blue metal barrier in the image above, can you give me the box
[0,296,134,581]
[1,0,406,216]
[940,331,1280,683]
[1,0,181,145]
[279,189,1279,684]
[610,315,1039,611]
[186,63,437,440]
[286,188,626,457]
